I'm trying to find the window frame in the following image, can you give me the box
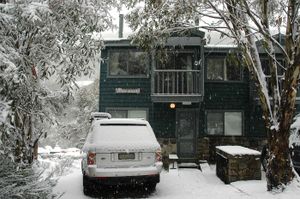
[260,58,285,97]
[206,110,244,136]
[107,49,149,78]
[205,56,243,82]
[260,58,285,77]
[297,86,300,101]
[106,107,149,120]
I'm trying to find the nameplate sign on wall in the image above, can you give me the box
[115,88,141,94]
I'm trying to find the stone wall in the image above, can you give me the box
[157,136,266,166]
[157,138,177,169]
[216,147,261,184]
[198,136,267,163]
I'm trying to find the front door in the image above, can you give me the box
[176,109,198,159]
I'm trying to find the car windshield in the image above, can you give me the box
[92,123,154,143]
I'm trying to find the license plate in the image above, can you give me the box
[118,153,135,160]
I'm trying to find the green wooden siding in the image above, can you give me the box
[99,49,152,109]
[151,103,176,138]
[99,47,267,139]
[100,48,173,138]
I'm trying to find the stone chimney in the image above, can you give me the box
[119,14,124,38]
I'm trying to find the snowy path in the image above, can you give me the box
[53,159,300,199]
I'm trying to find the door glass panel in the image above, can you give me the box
[178,117,194,139]
[177,110,197,158]
[179,142,194,154]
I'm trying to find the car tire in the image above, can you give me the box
[145,182,156,192]
[83,175,92,196]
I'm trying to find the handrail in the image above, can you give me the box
[153,70,201,95]
[154,69,201,72]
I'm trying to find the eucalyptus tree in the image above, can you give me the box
[124,0,300,191]
[0,0,120,164]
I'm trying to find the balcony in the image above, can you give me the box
[151,69,203,102]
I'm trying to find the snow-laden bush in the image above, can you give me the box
[0,152,81,199]
[37,153,81,178]
[0,157,56,199]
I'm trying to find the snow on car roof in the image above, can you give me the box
[83,118,159,152]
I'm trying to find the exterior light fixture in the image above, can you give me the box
[170,103,176,109]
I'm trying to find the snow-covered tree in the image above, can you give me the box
[40,79,99,148]
[124,0,300,191]
[60,78,99,147]
[0,0,120,164]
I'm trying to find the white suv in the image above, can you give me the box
[81,118,163,195]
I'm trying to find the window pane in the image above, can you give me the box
[207,58,224,80]
[109,51,128,76]
[157,52,194,70]
[261,59,285,76]
[277,60,285,76]
[128,110,147,119]
[128,52,148,75]
[108,110,127,118]
[261,59,270,75]
[175,53,194,70]
[179,142,194,154]
[225,112,242,136]
[157,53,175,69]
[226,61,241,81]
[207,112,223,135]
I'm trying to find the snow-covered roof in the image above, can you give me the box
[205,44,237,48]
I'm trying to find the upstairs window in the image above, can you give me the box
[260,59,285,79]
[108,50,148,77]
[260,58,285,95]
[156,51,196,70]
[206,57,242,81]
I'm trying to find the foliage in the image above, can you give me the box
[0,0,120,164]
[0,156,56,199]
[40,79,99,148]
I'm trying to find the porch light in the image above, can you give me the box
[170,103,176,109]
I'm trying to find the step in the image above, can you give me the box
[178,162,199,169]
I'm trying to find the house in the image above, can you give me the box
[98,30,296,163]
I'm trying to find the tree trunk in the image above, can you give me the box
[266,129,294,190]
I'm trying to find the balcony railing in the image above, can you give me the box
[153,69,201,95]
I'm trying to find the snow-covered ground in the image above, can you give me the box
[49,149,300,199]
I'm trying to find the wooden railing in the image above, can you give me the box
[153,70,201,95]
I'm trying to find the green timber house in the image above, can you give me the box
[99,30,297,163]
